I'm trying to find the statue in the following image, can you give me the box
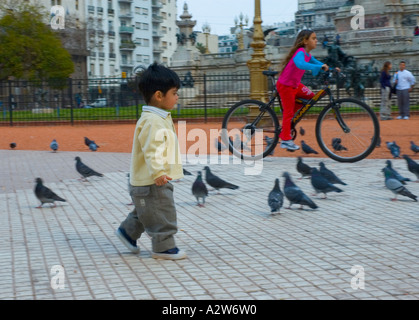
[176,33,187,45]
[189,32,197,45]
[303,42,379,100]
[181,71,195,88]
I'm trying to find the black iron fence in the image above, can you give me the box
[1,71,418,126]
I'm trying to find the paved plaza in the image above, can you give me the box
[0,149,418,300]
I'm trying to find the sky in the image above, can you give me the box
[177,0,299,35]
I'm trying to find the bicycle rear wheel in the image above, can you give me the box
[315,98,380,163]
[221,100,280,160]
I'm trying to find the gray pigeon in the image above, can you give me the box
[384,160,410,185]
[34,177,66,208]
[282,172,318,210]
[192,171,208,207]
[310,168,343,198]
[386,141,400,159]
[89,142,98,152]
[268,178,284,214]
[84,137,98,148]
[203,166,239,193]
[10,142,16,149]
[382,168,417,202]
[75,156,104,180]
[332,138,347,152]
[410,141,419,154]
[402,154,419,180]
[301,140,319,155]
[50,139,58,152]
[319,162,347,185]
[299,127,305,136]
[297,157,313,179]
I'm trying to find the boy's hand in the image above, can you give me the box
[322,64,329,72]
[155,175,172,186]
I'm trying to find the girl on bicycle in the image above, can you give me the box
[277,29,329,151]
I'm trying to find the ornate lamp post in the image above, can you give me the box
[247,0,270,102]
[235,13,249,51]
[202,22,211,54]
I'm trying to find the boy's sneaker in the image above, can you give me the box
[403,116,410,120]
[280,140,300,151]
[152,247,187,260]
[396,116,403,119]
[115,228,140,254]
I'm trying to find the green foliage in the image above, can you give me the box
[0,0,74,86]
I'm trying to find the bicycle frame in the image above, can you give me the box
[262,72,350,134]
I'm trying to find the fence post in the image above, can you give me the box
[8,80,13,126]
[204,74,207,123]
[68,78,74,125]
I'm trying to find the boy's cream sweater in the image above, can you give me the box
[130,106,184,186]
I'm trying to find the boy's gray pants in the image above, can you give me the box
[119,183,178,253]
[396,89,410,117]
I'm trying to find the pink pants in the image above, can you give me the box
[277,82,314,141]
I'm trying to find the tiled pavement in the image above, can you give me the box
[0,150,418,300]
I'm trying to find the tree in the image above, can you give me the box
[0,0,74,85]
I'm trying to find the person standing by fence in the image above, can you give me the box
[393,61,416,120]
[379,61,393,120]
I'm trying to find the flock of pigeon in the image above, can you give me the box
[33,137,104,208]
[12,131,419,212]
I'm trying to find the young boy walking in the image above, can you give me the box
[115,63,186,260]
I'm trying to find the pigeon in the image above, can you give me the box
[84,137,98,147]
[301,140,319,155]
[386,141,400,159]
[192,171,208,207]
[402,155,419,181]
[282,172,318,210]
[382,168,417,202]
[299,127,305,136]
[384,160,410,185]
[268,178,284,214]
[183,168,193,176]
[296,157,313,179]
[88,142,99,152]
[319,162,347,185]
[50,139,58,152]
[203,166,239,193]
[10,142,16,149]
[264,136,275,156]
[410,141,419,154]
[34,178,66,208]
[310,168,343,198]
[332,138,347,152]
[75,156,104,180]
[214,138,227,153]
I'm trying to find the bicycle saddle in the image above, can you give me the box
[263,71,279,77]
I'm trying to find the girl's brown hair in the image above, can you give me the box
[381,61,392,75]
[280,29,315,74]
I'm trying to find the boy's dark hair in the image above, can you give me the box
[138,63,181,104]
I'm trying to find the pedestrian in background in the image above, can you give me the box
[379,61,393,120]
[393,61,416,120]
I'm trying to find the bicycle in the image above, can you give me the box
[221,69,380,163]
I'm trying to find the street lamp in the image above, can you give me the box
[247,0,270,101]
[235,12,249,50]
[202,22,211,54]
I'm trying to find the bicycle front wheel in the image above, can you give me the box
[316,98,380,163]
[222,100,280,160]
